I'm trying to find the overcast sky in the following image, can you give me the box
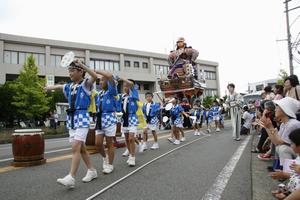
[1,0,300,95]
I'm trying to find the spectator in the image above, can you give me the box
[259,97,300,169]
[54,110,59,129]
[270,128,300,199]
[284,75,300,101]
[284,75,300,120]
[274,84,284,100]
[240,105,253,135]
[264,86,275,100]
[253,100,276,154]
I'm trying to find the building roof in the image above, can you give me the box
[0,32,219,66]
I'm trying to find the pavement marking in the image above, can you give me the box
[85,134,209,200]
[0,148,72,163]
[0,158,14,162]
[0,131,177,173]
[201,135,251,200]
[0,166,24,173]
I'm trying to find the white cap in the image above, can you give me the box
[273,97,300,119]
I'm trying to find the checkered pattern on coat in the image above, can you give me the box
[149,116,159,125]
[66,111,90,129]
[96,113,117,130]
[170,117,183,126]
[128,114,139,127]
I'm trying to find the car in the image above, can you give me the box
[242,92,262,106]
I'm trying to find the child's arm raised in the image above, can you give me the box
[74,59,97,88]
[44,85,64,92]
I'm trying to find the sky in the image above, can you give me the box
[1,0,300,96]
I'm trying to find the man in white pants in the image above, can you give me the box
[225,83,242,141]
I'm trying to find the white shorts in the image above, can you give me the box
[213,116,220,121]
[172,123,183,128]
[95,125,116,137]
[69,128,89,143]
[122,126,138,134]
[144,123,157,131]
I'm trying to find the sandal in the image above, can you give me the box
[272,190,280,195]
[274,192,287,200]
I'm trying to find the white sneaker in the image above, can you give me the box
[180,137,186,142]
[150,143,159,150]
[168,137,174,143]
[82,169,98,182]
[138,144,144,153]
[173,140,180,145]
[57,174,75,188]
[102,157,108,169]
[128,156,136,167]
[126,155,132,164]
[216,128,220,132]
[102,164,114,174]
[122,149,129,157]
[207,129,211,133]
[194,131,198,136]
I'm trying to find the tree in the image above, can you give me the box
[9,54,51,121]
[277,69,288,86]
[202,96,213,108]
[0,82,17,126]
[47,90,67,111]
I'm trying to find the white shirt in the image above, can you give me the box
[242,111,253,129]
[146,103,151,116]
[278,119,300,144]
[123,95,129,113]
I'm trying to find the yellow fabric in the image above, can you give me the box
[137,101,146,129]
[88,90,97,113]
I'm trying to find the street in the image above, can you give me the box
[0,123,252,200]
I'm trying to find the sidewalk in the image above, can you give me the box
[251,132,278,200]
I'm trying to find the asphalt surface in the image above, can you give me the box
[0,123,253,200]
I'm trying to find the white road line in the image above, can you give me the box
[85,134,209,200]
[0,158,13,162]
[0,148,72,163]
[201,135,251,200]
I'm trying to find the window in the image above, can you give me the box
[90,60,95,69]
[205,89,217,96]
[39,54,45,66]
[46,75,55,86]
[50,55,62,67]
[95,61,100,70]
[154,64,169,75]
[50,55,56,67]
[99,61,105,70]
[256,84,264,91]
[11,51,18,64]
[114,62,120,71]
[19,52,26,64]
[90,59,120,71]
[4,51,45,66]
[204,71,216,80]
[125,60,130,67]
[143,83,150,90]
[134,61,139,68]
[142,62,148,69]
[4,51,11,63]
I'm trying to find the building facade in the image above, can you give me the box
[0,33,220,101]
[247,78,278,94]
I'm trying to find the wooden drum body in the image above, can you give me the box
[11,129,46,167]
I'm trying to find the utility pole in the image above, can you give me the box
[284,0,294,75]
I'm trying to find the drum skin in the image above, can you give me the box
[12,131,45,162]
